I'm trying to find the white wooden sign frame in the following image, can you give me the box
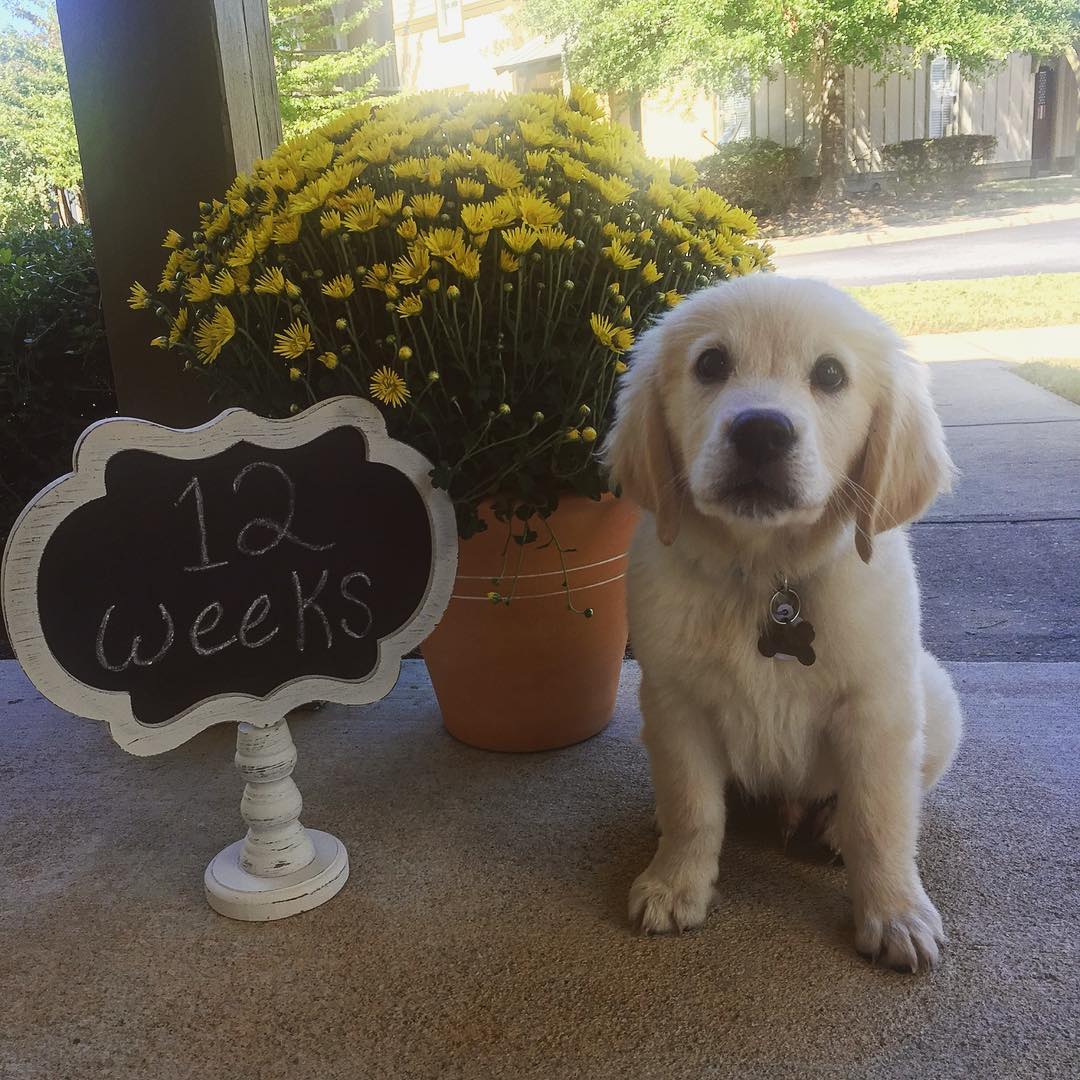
[2,395,457,922]
[2,395,457,755]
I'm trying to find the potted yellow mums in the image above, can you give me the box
[133,86,769,750]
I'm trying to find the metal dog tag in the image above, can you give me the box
[758,583,816,666]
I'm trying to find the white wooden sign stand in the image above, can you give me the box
[205,714,349,920]
[2,396,457,922]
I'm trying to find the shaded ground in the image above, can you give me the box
[761,174,1080,240]
[1,659,1077,1080]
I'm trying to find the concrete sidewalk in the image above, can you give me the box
[909,325,1080,363]
[770,199,1080,257]
[912,335,1080,661]
[1,659,1077,1080]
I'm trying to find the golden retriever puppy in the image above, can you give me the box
[606,275,962,972]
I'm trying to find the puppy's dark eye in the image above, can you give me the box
[811,355,847,392]
[694,346,732,384]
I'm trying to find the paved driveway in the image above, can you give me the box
[775,218,1080,285]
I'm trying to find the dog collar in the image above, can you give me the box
[757,576,816,666]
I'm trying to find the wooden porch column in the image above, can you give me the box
[55,0,281,427]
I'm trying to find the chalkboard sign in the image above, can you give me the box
[2,396,457,755]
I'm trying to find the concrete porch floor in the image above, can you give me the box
[2,659,1077,1079]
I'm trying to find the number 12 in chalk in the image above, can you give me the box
[176,463,333,574]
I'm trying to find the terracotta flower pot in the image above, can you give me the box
[421,494,638,752]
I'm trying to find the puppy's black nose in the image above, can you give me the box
[730,409,796,465]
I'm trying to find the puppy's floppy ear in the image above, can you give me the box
[850,348,953,563]
[604,328,684,545]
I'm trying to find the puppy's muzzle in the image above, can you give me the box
[716,408,799,516]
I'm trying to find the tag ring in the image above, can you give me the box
[769,588,801,625]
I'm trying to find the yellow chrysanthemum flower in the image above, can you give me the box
[589,313,633,353]
[273,319,315,360]
[375,191,406,216]
[455,177,486,200]
[361,264,391,290]
[397,218,418,240]
[288,367,302,382]
[128,282,152,310]
[318,351,339,370]
[161,229,183,250]
[254,266,286,295]
[194,304,236,364]
[370,367,410,407]
[447,247,481,279]
[271,215,302,245]
[519,122,556,149]
[484,159,524,191]
[322,274,355,300]
[285,279,302,299]
[343,204,382,233]
[150,335,168,349]
[601,239,641,271]
[211,269,236,296]
[391,158,426,180]
[168,307,189,346]
[460,202,491,235]
[422,227,466,260]
[515,191,562,230]
[501,226,538,255]
[663,290,685,307]
[226,231,256,267]
[499,251,521,273]
[536,226,573,251]
[396,294,424,318]
[319,210,343,235]
[525,150,551,172]
[393,244,432,286]
[185,274,214,303]
[640,260,662,284]
[613,360,628,375]
[408,192,444,220]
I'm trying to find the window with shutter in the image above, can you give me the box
[928,56,959,138]
[716,84,752,143]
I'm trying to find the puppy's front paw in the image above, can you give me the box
[629,859,714,935]
[855,893,945,973]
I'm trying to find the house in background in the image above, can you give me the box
[383,0,1078,181]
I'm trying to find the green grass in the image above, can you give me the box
[847,273,1080,335]
[1011,357,1080,405]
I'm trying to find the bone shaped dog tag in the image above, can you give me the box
[758,585,816,667]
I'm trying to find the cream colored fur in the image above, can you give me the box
[606,275,963,972]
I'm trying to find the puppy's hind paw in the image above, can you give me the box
[629,865,714,935]
[855,895,945,973]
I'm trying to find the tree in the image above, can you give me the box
[0,0,82,229]
[269,0,391,138]
[521,0,1080,195]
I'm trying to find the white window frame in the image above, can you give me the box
[436,0,464,40]
[928,56,959,138]
[715,76,752,144]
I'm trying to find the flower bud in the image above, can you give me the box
[582,426,597,443]
[398,346,413,361]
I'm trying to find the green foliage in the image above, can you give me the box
[0,224,116,545]
[521,0,1080,96]
[0,1,82,230]
[135,90,768,540]
[883,135,998,190]
[696,139,804,216]
[269,0,391,138]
